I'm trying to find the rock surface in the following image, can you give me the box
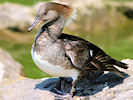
[0,2,34,30]
[0,48,25,83]
[0,59,133,100]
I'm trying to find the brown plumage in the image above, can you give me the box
[28,2,128,96]
[60,33,128,77]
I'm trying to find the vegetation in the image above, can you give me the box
[0,0,50,6]
[1,0,133,6]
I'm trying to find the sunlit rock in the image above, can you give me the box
[0,59,133,100]
[0,2,34,30]
[0,48,25,83]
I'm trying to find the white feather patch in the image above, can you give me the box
[90,49,93,57]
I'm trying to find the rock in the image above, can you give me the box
[52,0,105,9]
[0,77,55,100]
[0,48,25,83]
[0,59,133,100]
[0,2,34,30]
[122,59,133,70]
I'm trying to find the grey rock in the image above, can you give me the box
[0,48,25,83]
[0,59,133,100]
[0,2,34,30]
[0,77,55,100]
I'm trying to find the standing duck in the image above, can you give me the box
[28,2,128,95]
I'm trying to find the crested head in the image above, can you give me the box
[37,2,76,24]
[28,2,76,32]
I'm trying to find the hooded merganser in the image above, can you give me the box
[28,2,128,96]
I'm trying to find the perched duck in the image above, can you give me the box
[28,2,128,95]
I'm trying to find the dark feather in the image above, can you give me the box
[60,33,128,76]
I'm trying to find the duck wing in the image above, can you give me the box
[60,33,128,76]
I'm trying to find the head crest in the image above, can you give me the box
[46,2,77,25]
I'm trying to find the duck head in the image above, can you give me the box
[28,2,76,32]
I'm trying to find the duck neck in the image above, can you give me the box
[42,15,66,40]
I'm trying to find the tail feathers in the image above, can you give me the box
[105,66,125,77]
[110,58,128,69]
[88,51,128,77]
[94,51,128,70]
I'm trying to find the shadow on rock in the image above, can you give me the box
[35,77,72,94]
[35,72,129,97]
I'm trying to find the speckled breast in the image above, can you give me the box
[31,43,79,81]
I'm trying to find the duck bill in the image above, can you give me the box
[28,17,41,32]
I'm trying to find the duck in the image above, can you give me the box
[28,2,128,96]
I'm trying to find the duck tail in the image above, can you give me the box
[110,58,128,69]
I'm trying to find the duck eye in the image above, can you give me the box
[43,11,47,15]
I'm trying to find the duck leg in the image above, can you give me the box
[71,76,83,100]
[51,77,73,99]
[51,77,72,95]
